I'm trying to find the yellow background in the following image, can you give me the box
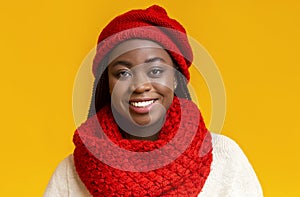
[1,0,299,196]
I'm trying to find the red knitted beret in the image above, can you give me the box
[92,5,193,81]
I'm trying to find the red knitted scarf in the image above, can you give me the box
[73,97,212,196]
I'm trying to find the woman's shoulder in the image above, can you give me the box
[209,133,258,174]
[48,154,75,179]
[210,133,250,161]
[201,133,263,197]
[43,155,91,197]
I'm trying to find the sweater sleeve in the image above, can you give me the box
[228,138,263,197]
[203,134,263,197]
[43,156,70,197]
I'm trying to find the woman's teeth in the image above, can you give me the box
[130,100,155,108]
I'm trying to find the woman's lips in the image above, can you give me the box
[129,99,158,114]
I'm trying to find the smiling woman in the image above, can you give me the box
[44,5,263,197]
[107,39,176,139]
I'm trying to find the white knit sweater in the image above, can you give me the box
[44,133,263,197]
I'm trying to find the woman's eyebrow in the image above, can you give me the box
[110,60,132,68]
[110,57,166,68]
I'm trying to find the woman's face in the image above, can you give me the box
[107,39,176,127]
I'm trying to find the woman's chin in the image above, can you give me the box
[130,115,157,127]
[129,110,165,128]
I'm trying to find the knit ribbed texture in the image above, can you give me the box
[73,97,212,196]
[92,5,193,81]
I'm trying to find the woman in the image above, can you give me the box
[44,5,263,197]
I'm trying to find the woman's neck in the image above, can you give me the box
[120,130,159,141]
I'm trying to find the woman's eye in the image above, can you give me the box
[148,68,164,77]
[117,70,132,79]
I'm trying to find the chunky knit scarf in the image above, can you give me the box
[73,97,212,196]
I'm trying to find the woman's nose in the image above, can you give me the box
[129,73,152,93]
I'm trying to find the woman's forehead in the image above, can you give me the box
[108,39,164,63]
